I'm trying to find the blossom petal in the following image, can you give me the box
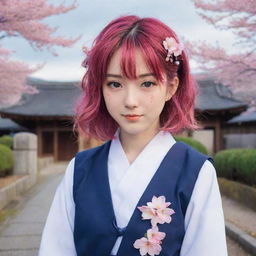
[140,247,148,256]
[134,237,147,249]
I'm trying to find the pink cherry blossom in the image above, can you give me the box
[187,0,256,107]
[0,0,79,108]
[147,226,166,242]
[138,196,175,227]
[133,237,162,256]
[163,37,183,57]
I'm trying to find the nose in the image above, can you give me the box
[124,86,139,109]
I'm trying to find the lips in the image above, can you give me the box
[123,114,143,121]
[123,114,143,117]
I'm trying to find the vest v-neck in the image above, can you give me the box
[114,129,167,168]
[108,130,176,229]
[114,141,184,255]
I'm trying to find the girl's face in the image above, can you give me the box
[102,48,178,138]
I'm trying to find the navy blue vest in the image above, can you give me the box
[73,140,213,256]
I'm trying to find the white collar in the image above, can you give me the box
[109,128,176,168]
[108,128,177,227]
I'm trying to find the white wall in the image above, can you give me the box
[192,129,214,156]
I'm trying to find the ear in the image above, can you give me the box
[165,76,179,101]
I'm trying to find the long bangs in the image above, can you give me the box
[118,35,165,82]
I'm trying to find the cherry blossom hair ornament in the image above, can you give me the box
[163,37,183,65]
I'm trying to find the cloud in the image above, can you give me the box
[30,60,85,81]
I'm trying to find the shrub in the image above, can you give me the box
[214,148,256,186]
[174,136,208,155]
[0,144,13,173]
[0,135,13,149]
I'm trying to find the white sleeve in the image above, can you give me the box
[180,160,228,256]
[38,158,77,256]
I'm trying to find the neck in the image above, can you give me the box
[119,126,160,163]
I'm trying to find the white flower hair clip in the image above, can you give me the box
[163,37,183,65]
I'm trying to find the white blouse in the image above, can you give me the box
[38,130,228,256]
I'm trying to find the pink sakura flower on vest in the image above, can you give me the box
[138,196,175,227]
[133,226,165,255]
[133,237,161,256]
[147,226,166,242]
[133,229,165,256]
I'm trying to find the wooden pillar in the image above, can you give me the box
[37,122,42,157]
[53,122,58,162]
[215,120,222,153]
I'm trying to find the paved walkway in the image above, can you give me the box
[0,162,255,256]
[0,163,67,256]
[222,195,256,238]
[222,195,256,255]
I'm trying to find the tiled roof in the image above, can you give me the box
[0,78,81,117]
[195,80,247,111]
[0,117,28,131]
[227,109,256,123]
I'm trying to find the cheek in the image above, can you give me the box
[103,91,110,101]
[103,90,112,103]
[103,91,119,109]
[149,95,154,104]
[147,93,165,107]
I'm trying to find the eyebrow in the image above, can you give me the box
[106,73,156,78]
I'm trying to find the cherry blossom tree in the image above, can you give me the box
[0,0,78,108]
[188,0,256,107]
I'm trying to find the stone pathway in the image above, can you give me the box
[227,237,253,256]
[0,163,67,256]
[222,195,256,238]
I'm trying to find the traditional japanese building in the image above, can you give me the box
[0,78,247,160]
[193,79,247,154]
[0,78,100,161]
[223,109,256,149]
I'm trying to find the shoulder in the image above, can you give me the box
[177,141,214,164]
[177,141,208,157]
[63,157,76,184]
[187,159,218,206]
[188,159,220,212]
[198,159,217,181]
[73,140,112,186]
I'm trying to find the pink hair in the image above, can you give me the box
[74,15,199,141]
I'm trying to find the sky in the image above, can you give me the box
[5,0,238,81]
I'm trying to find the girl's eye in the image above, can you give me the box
[106,82,121,88]
[141,81,156,88]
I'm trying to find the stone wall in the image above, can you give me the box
[0,132,38,210]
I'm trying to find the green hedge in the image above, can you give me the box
[174,136,208,155]
[0,144,13,172]
[214,148,256,186]
[0,135,13,149]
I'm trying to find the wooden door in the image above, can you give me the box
[57,131,78,161]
